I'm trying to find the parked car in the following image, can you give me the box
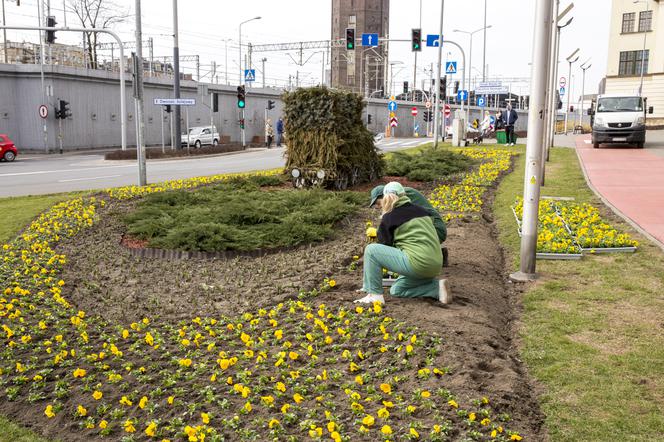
[181,126,220,148]
[0,134,18,162]
[589,94,654,149]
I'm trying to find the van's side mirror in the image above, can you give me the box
[648,106,654,114]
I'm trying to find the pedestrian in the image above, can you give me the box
[495,110,504,130]
[276,117,284,147]
[502,104,518,146]
[265,119,274,148]
[355,182,450,305]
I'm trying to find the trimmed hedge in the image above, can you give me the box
[104,144,247,161]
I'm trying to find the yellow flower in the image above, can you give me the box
[124,420,136,433]
[511,435,523,441]
[99,420,108,429]
[421,390,430,398]
[281,403,291,413]
[276,382,286,392]
[328,279,336,287]
[145,421,157,437]
[122,329,129,339]
[288,351,299,360]
[92,390,103,400]
[201,412,210,424]
[72,368,86,378]
[243,401,252,412]
[377,408,390,419]
[139,396,148,409]
[410,427,420,439]
[44,404,55,418]
[167,395,175,405]
[268,418,280,429]
[77,405,87,416]
[373,302,382,314]
[293,393,304,404]
[120,396,133,406]
[381,425,393,435]
[274,329,283,339]
[448,399,458,408]
[468,412,476,422]
[379,383,392,394]
[362,415,375,427]
[179,358,192,367]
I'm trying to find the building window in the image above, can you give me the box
[348,15,356,26]
[621,12,635,33]
[638,10,652,32]
[619,50,649,76]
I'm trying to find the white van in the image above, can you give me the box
[181,126,220,148]
[589,95,654,149]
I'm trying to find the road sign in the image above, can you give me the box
[361,33,379,47]
[426,34,442,47]
[388,101,398,112]
[444,104,451,118]
[153,98,196,106]
[411,107,418,116]
[477,97,486,107]
[389,111,395,118]
[244,69,256,82]
[39,105,48,119]
[445,61,457,74]
[559,77,567,88]
[390,117,398,128]
[559,87,565,97]
[425,100,432,109]
[414,124,420,132]
[457,90,468,101]
[476,81,508,94]
[489,115,496,125]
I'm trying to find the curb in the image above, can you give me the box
[573,146,664,253]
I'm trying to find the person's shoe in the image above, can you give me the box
[355,287,367,294]
[504,143,509,146]
[353,293,385,304]
[510,142,515,146]
[438,279,452,304]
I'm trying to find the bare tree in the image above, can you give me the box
[67,0,129,69]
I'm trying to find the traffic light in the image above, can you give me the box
[453,80,460,94]
[367,114,372,124]
[423,111,430,122]
[237,85,246,109]
[345,28,355,50]
[239,118,245,129]
[164,105,172,113]
[403,81,409,94]
[411,28,422,52]
[439,77,447,98]
[212,93,219,113]
[58,100,70,119]
[46,16,57,44]
[569,105,574,112]
[267,100,275,110]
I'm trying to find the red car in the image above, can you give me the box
[0,134,18,162]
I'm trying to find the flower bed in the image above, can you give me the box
[0,174,526,441]
[429,149,517,222]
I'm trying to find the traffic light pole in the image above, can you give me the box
[0,24,128,153]
[135,0,147,186]
[173,0,182,151]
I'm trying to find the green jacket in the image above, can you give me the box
[378,196,443,278]
[404,187,447,243]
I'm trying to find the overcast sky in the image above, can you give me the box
[3,0,611,101]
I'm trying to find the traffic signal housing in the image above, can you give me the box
[237,85,246,109]
[439,77,447,98]
[403,81,409,94]
[57,100,70,119]
[164,105,172,113]
[267,100,275,110]
[411,28,422,52]
[46,16,57,44]
[345,28,355,50]
[453,80,460,94]
[212,93,219,113]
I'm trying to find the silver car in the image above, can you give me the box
[181,126,220,148]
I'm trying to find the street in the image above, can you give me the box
[0,137,432,198]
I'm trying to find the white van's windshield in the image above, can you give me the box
[597,97,643,113]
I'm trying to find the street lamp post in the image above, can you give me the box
[580,59,591,126]
[388,61,403,98]
[222,38,231,85]
[453,24,492,107]
[633,0,650,95]
[482,0,487,81]
[239,16,261,84]
[564,48,580,134]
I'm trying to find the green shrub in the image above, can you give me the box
[123,177,364,252]
[384,148,475,182]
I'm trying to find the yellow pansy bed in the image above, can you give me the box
[0,173,526,441]
[429,149,517,222]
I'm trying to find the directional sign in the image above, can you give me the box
[361,33,379,47]
[559,76,567,88]
[426,34,442,47]
[390,117,398,128]
[476,81,508,94]
[411,107,418,116]
[153,98,196,106]
[414,124,420,132]
[244,69,256,82]
[457,90,468,102]
[445,61,457,74]
[477,96,486,107]
[559,87,565,97]
[444,104,451,118]
[39,104,48,119]
[489,115,496,125]
[388,101,398,112]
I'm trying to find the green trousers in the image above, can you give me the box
[362,243,439,299]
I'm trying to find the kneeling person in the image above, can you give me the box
[357,182,447,305]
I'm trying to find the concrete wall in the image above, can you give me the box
[0,63,528,152]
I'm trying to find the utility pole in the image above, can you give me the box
[135,0,146,186]
[172,0,182,150]
[37,0,48,152]
[261,57,266,88]
[412,0,422,101]
[148,37,153,77]
[482,0,487,81]
[580,59,591,126]
[510,0,554,282]
[2,0,7,63]
[433,0,445,147]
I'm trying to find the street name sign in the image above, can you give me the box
[153,98,196,106]
[475,81,508,94]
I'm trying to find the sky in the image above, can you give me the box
[2,0,612,101]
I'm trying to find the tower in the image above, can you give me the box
[331,0,389,97]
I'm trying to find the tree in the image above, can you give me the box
[67,0,129,69]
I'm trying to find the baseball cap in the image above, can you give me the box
[369,185,385,207]
[383,181,405,196]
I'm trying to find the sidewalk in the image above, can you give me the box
[574,133,664,248]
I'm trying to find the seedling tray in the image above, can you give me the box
[581,246,637,254]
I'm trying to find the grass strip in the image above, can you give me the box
[495,146,664,441]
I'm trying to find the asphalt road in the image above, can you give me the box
[0,137,432,198]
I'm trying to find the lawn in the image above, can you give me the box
[495,147,664,441]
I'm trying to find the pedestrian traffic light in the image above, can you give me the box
[58,100,71,119]
[453,80,460,94]
[239,118,245,129]
[439,77,447,98]
[403,81,409,94]
[46,16,57,44]
[237,85,246,109]
[569,105,574,112]
[368,114,372,124]
[345,28,355,50]
[411,28,422,52]
[164,105,172,113]
[267,100,275,110]
[212,93,219,113]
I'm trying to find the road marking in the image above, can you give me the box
[0,164,135,177]
[58,175,123,183]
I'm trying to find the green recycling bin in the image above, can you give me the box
[496,130,506,144]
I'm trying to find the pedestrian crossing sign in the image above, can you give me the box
[244,69,256,82]
[445,61,457,74]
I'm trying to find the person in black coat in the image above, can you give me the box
[502,104,518,145]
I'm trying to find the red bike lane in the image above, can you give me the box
[575,134,664,248]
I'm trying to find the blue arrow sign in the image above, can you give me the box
[426,34,442,47]
[478,96,486,107]
[388,101,398,112]
[489,115,496,125]
[361,33,379,47]
[446,61,457,74]
[559,86,565,97]
[244,69,256,82]
[457,90,468,102]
